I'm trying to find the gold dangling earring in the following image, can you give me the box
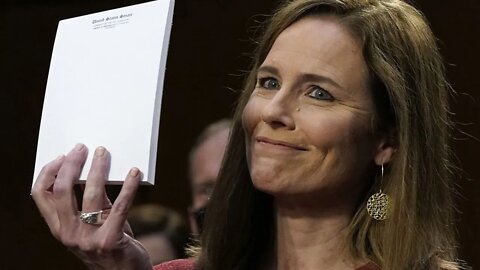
[366,163,390,220]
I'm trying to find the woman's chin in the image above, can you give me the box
[251,174,300,198]
[252,175,283,194]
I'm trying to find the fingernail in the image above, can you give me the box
[74,143,84,151]
[95,146,106,157]
[129,167,139,177]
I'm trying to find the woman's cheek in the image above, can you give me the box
[242,97,261,137]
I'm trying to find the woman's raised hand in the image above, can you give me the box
[31,144,152,270]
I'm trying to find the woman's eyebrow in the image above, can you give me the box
[257,65,280,76]
[258,65,343,90]
[300,73,344,90]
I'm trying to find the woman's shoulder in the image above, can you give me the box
[356,261,381,270]
[152,259,378,270]
[153,258,195,270]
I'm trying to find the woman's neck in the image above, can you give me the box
[274,198,364,270]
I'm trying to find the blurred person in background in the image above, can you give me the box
[188,119,231,235]
[128,204,189,265]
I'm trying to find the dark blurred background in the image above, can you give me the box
[1,0,478,269]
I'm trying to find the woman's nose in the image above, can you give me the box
[260,89,296,130]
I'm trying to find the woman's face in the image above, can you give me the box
[242,16,387,204]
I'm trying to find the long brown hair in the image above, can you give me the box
[197,1,461,269]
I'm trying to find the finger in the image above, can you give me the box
[32,154,65,193]
[32,155,65,230]
[82,146,111,212]
[54,143,88,224]
[105,167,142,233]
[124,221,134,238]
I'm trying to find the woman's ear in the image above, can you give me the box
[374,127,398,165]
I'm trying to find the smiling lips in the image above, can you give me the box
[255,136,307,151]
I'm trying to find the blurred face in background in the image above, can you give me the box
[189,128,229,233]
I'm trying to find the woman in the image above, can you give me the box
[32,0,463,269]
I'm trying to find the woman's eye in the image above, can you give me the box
[308,86,334,101]
[258,77,281,90]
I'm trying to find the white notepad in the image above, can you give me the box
[33,0,174,186]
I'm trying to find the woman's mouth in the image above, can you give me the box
[255,136,308,151]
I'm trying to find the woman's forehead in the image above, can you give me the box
[261,16,370,94]
[270,16,363,64]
